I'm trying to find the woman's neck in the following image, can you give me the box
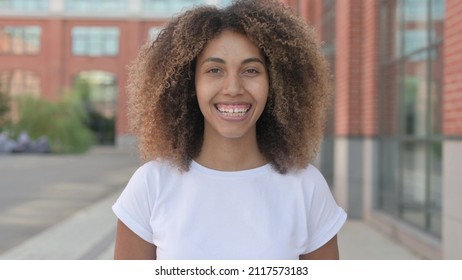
[195,133,267,171]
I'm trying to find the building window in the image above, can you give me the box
[0,70,40,122]
[0,0,48,11]
[148,27,162,41]
[72,26,119,57]
[141,0,232,16]
[74,71,117,145]
[0,26,41,55]
[378,0,444,237]
[65,0,127,13]
[0,70,41,97]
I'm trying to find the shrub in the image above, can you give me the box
[0,90,11,131]
[12,94,94,153]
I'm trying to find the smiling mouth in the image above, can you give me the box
[215,104,251,117]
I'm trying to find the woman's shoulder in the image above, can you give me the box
[287,164,327,182]
[124,159,182,196]
[281,164,330,192]
[305,164,327,182]
[131,159,181,180]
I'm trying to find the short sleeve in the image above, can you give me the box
[303,166,347,254]
[112,163,155,244]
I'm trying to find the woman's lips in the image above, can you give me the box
[215,103,251,119]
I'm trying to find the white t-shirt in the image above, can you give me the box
[112,160,347,260]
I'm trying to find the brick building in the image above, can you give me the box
[290,0,461,259]
[0,0,231,145]
[1,0,461,259]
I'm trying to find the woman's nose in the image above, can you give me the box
[222,73,243,96]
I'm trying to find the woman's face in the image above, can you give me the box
[194,30,269,142]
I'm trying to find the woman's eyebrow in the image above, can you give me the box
[202,57,225,65]
[241,57,265,66]
[201,57,265,66]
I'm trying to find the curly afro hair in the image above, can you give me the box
[127,0,331,174]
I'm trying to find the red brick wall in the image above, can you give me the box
[381,0,399,136]
[298,0,310,25]
[444,0,462,135]
[0,19,53,100]
[361,0,379,136]
[335,0,363,136]
[306,0,323,31]
[289,0,322,38]
[43,19,66,101]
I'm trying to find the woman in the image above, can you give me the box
[113,0,346,260]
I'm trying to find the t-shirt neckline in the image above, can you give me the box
[190,160,272,177]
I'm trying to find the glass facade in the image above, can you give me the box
[0,26,41,55]
[65,0,127,13]
[143,0,201,11]
[0,0,233,14]
[378,0,444,237]
[0,0,48,11]
[0,0,235,14]
[71,27,119,57]
[142,0,232,16]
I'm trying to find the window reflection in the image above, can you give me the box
[0,0,48,11]
[403,52,428,137]
[379,139,399,215]
[0,26,41,55]
[141,0,232,15]
[430,46,443,135]
[0,70,41,122]
[149,27,162,41]
[402,143,426,203]
[404,0,427,21]
[0,70,40,97]
[65,0,127,12]
[401,141,441,232]
[143,0,202,11]
[429,142,442,236]
[0,0,234,13]
[72,27,120,57]
[431,0,445,42]
[379,0,444,237]
[403,0,428,55]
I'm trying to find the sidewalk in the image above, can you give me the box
[338,219,421,259]
[0,191,119,260]
[0,192,422,260]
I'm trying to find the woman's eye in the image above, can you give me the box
[244,68,259,75]
[207,68,221,74]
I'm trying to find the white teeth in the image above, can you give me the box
[219,108,248,114]
[216,106,250,117]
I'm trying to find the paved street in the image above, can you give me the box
[0,147,140,256]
